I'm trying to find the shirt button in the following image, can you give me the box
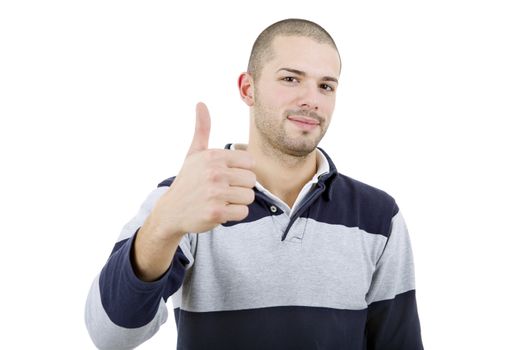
[270,205,277,213]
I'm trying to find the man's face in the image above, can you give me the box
[251,35,341,158]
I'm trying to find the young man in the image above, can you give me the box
[86,18,424,349]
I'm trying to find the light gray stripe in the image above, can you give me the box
[179,216,389,312]
[365,211,416,304]
[85,274,168,350]
[116,187,169,242]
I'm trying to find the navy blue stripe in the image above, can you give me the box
[303,175,398,237]
[366,290,423,350]
[99,232,190,328]
[174,305,367,350]
[109,233,190,301]
[158,176,175,187]
[164,247,190,300]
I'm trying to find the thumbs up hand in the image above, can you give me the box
[148,102,257,240]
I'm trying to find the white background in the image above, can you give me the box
[1,0,524,349]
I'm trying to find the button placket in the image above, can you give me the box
[284,217,308,243]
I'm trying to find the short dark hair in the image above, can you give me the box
[247,18,340,82]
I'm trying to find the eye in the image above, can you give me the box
[320,83,335,92]
[282,76,299,83]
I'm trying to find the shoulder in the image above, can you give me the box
[334,173,398,212]
[330,173,399,236]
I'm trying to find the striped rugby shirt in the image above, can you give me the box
[85,143,424,349]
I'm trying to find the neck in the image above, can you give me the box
[241,138,318,209]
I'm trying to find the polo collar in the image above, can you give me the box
[224,143,338,201]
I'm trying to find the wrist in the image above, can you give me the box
[143,211,185,243]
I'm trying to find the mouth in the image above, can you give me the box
[287,115,320,125]
[287,116,320,131]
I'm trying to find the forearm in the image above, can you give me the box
[86,234,172,349]
[132,212,185,282]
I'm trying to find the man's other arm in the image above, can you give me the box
[84,186,194,350]
[365,206,424,349]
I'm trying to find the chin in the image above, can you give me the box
[282,141,319,157]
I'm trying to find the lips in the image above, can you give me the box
[287,115,320,125]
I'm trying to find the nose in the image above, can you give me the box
[296,81,320,111]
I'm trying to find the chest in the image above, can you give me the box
[181,215,387,312]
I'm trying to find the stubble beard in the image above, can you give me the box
[253,98,327,159]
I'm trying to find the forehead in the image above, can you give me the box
[263,35,341,79]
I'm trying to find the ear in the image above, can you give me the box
[238,72,255,106]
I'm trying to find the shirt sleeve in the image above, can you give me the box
[84,186,194,350]
[365,207,424,349]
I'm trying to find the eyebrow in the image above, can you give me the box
[276,67,339,84]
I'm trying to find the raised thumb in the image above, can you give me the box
[187,102,211,156]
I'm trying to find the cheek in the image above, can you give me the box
[261,84,294,105]
[320,95,336,115]
[271,87,292,108]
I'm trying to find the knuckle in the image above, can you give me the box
[239,205,249,220]
[239,188,255,204]
[205,186,221,200]
[205,168,222,183]
[207,206,223,223]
